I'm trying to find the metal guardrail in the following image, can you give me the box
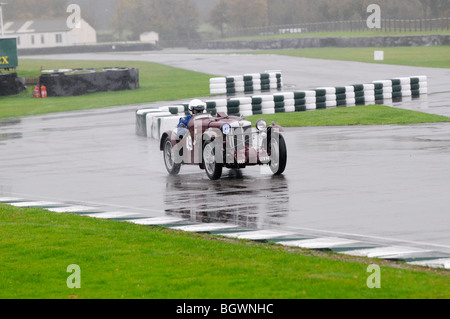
[223,17,450,39]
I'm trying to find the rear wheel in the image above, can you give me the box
[163,137,181,175]
[203,141,223,180]
[269,133,287,175]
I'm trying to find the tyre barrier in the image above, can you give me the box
[136,104,190,139]
[39,67,140,97]
[210,72,282,95]
[0,73,27,96]
[136,75,427,139]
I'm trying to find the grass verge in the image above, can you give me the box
[244,46,450,68]
[0,59,214,119]
[246,105,450,127]
[0,204,448,299]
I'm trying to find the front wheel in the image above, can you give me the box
[269,133,287,175]
[203,141,223,180]
[163,137,181,175]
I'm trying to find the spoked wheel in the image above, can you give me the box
[203,141,223,180]
[163,137,181,175]
[269,133,287,175]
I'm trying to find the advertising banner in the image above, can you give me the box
[0,38,19,69]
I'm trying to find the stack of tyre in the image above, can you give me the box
[272,92,296,113]
[291,91,316,111]
[39,67,140,97]
[371,76,427,101]
[168,104,188,116]
[314,88,338,109]
[226,97,253,116]
[409,76,428,96]
[391,76,427,99]
[209,72,282,95]
[0,73,26,96]
[202,99,229,116]
[334,87,350,106]
[370,80,392,101]
[348,84,375,105]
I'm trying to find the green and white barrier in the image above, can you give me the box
[137,75,428,139]
[372,80,393,100]
[210,72,282,95]
[136,106,186,138]
[372,76,427,100]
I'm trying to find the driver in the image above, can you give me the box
[177,99,206,137]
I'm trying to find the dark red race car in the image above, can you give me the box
[160,107,287,180]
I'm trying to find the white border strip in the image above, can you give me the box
[171,223,239,232]
[84,212,144,219]
[9,201,63,208]
[0,197,24,202]
[125,217,186,225]
[217,230,296,240]
[276,237,359,249]
[48,206,98,213]
[408,258,450,269]
[341,246,430,258]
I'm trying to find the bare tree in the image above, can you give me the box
[208,0,229,38]
[227,0,267,29]
[6,0,69,20]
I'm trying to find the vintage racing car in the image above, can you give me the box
[160,102,287,180]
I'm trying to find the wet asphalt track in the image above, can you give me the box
[1,51,450,256]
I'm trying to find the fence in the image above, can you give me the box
[224,17,450,39]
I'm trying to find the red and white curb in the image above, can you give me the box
[1,197,449,270]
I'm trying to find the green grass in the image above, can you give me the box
[246,105,450,127]
[0,59,213,119]
[221,30,450,41]
[0,204,448,299]
[245,46,450,68]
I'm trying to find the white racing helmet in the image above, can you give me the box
[189,99,206,114]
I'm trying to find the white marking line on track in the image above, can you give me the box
[340,246,430,258]
[171,223,239,232]
[408,258,450,269]
[0,197,24,202]
[217,230,296,240]
[280,222,450,251]
[0,192,165,215]
[9,201,63,208]
[276,237,359,249]
[85,212,144,219]
[48,206,98,213]
[125,217,186,225]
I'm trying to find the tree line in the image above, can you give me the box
[4,0,449,41]
[210,0,449,32]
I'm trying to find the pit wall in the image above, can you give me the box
[136,75,427,139]
[210,72,282,95]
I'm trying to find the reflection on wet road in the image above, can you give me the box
[0,132,23,141]
[0,119,22,142]
[164,173,289,229]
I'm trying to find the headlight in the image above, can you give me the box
[256,119,267,131]
[222,124,231,135]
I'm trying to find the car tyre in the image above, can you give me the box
[163,136,181,175]
[269,133,287,175]
[203,141,223,180]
